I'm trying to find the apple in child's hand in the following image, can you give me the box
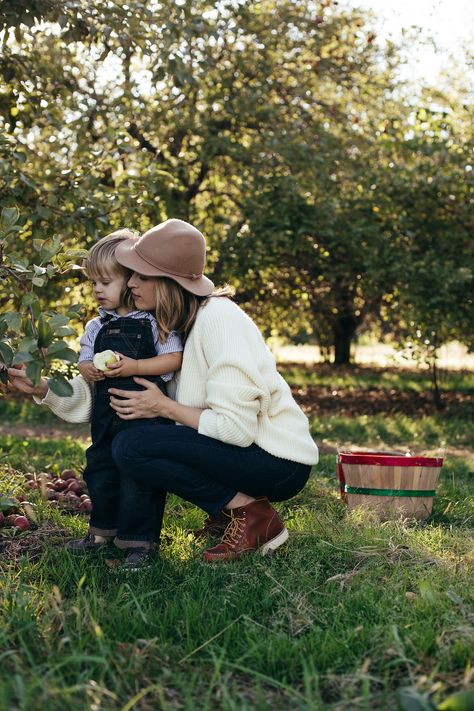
[93,350,120,372]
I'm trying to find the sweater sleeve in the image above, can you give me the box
[33,375,92,423]
[197,308,269,447]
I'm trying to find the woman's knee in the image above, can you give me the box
[111,424,178,466]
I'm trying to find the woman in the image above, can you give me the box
[9,218,319,568]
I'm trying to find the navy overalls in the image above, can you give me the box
[83,314,173,538]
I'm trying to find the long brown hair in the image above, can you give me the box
[153,277,234,343]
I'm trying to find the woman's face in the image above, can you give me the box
[127,272,157,310]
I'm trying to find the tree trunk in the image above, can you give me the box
[332,314,358,365]
[431,357,444,410]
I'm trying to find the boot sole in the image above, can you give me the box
[259,527,289,555]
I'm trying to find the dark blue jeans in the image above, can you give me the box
[111,425,311,547]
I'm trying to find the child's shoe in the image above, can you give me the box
[121,547,153,571]
[65,530,113,555]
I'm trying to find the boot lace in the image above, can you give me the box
[221,512,246,546]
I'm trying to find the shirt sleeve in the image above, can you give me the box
[148,318,183,382]
[78,318,101,363]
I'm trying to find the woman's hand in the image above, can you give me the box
[108,377,171,419]
[7,366,49,398]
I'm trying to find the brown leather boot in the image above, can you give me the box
[203,498,288,562]
[191,509,231,540]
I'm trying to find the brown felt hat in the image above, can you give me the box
[114,218,214,296]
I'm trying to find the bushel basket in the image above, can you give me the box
[337,451,443,520]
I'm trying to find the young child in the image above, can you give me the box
[68,230,183,558]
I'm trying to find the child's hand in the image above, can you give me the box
[104,353,138,378]
[78,361,105,383]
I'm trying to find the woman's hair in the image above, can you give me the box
[153,278,234,343]
[84,229,139,311]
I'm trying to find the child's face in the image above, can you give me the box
[90,272,126,311]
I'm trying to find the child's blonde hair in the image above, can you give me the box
[85,229,139,311]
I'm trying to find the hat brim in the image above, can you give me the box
[115,239,215,297]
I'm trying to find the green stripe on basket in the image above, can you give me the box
[344,486,436,497]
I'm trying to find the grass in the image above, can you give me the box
[0,365,473,710]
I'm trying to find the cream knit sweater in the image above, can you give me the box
[37,297,319,465]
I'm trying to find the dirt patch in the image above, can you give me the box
[0,520,71,562]
[291,385,473,418]
[0,423,90,440]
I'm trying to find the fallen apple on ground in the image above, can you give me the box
[93,350,120,371]
[12,515,30,531]
[0,470,93,521]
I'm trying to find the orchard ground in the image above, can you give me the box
[0,353,472,710]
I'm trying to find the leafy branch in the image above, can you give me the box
[0,206,87,396]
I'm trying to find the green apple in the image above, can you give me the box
[93,349,119,371]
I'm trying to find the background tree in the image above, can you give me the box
[0,0,472,371]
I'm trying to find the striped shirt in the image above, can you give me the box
[78,307,182,382]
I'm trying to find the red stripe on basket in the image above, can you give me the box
[337,462,346,495]
[338,453,443,467]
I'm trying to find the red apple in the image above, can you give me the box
[13,515,30,531]
[47,490,59,501]
[67,481,84,494]
[79,500,93,512]
[4,514,18,527]
[61,469,77,481]
[54,480,68,492]
[26,480,38,490]
[80,494,90,501]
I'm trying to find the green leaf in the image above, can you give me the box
[397,688,436,711]
[438,691,474,711]
[2,312,21,331]
[45,346,77,363]
[67,304,85,317]
[48,314,70,329]
[53,326,76,337]
[22,293,40,308]
[32,276,45,287]
[17,336,37,353]
[12,351,35,365]
[37,315,54,348]
[40,235,62,263]
[0,496,19,512]
[1,206,20,227]
[48,375,73,397]
[26,360,43,386]
[0,341,14,366]
[24,319,35,337]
